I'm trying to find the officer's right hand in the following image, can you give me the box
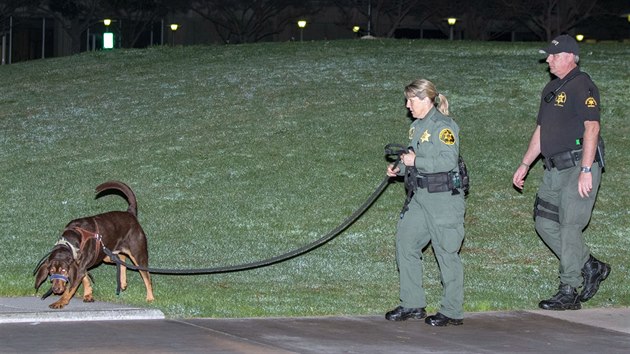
[512,165,528,190]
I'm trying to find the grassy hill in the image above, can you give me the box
[1,39,628,318]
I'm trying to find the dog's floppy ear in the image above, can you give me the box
[66,260,82,289]
[34,259,49,291]
[33,251,51,276]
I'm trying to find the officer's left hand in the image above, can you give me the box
[578,172,593,198]
[387,164,400,177]
[401,151,416,166]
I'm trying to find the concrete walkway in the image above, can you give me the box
[1,296,629,353]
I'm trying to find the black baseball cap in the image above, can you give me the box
[539,34,580,56]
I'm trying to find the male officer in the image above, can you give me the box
[512,34,610,310]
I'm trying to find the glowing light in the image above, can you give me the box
[103,32,114,49]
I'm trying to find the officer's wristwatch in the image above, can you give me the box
[581,166,592,173]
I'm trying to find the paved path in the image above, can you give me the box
[1,297,629,353]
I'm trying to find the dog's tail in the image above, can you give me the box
[95,181,138,217]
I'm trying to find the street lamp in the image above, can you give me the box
[297,20,307,42]
[103,19,114,49]
[447,18,457,40]
[170,23,178,46]
[621,13,630,40]
[353,25,360,37]
[576,34,585,42]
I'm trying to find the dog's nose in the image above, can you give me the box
[51,281,65,294]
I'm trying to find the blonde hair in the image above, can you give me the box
[404,79,449,116]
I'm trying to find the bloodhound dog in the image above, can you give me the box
[34,181,154,309]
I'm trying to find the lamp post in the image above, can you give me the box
[367,0,372,37]
[353,25,360,38]
[447,18,457,40]
[0,16,13,64]
[170,23,178,46]
[103,19,114,50]
[297,20,307,42]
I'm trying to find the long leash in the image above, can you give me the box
[38,145,406,296]
[43,179,394,297]
[103,176,393,280]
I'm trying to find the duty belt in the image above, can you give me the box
[400,170,460,218]
[543,138,605,170]
[543,148,602,171]
[416,172,455,193]
[543,149,582,170]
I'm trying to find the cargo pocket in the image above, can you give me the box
[437,224,465,253]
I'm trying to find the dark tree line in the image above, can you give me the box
[328,0,628,40]
[1,0,628,55]
[190,0,327,44]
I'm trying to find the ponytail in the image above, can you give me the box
[435,93,449,116]
[405,79,450,116]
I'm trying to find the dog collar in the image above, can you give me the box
[54,237,79,260]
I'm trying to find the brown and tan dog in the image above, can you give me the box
[34,181,154,309]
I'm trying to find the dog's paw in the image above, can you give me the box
[49,301,67,309]
[83,294,95,303]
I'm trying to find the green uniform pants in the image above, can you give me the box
[535,165,602,288]
[395,188,465,319]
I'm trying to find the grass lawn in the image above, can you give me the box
[1,39,628,318]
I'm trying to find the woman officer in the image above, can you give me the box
[385,79,466,326]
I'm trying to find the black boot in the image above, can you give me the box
[385,306,426,321]
[538,284,581,310]
[580,255,611,302]
[424,312,463,326]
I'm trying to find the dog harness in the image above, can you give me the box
[49,225,103,284]
[70,225,103,256]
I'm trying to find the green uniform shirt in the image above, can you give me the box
[398,107,460,175]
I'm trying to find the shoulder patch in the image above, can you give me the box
[439,128,455,145]
[585,96,598,108]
